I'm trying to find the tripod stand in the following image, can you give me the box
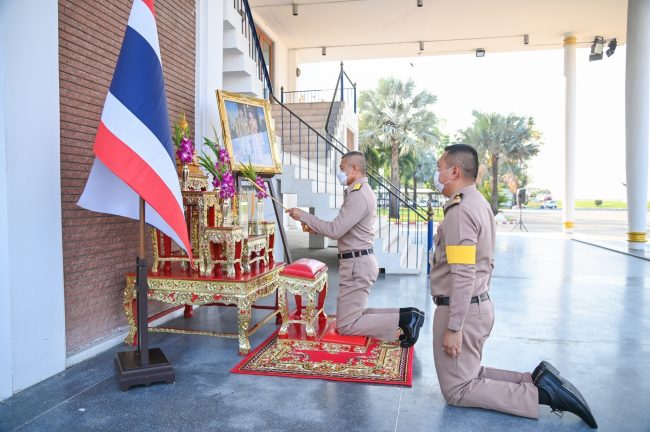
[511,202,528,232]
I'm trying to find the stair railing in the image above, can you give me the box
[325,62,356,139]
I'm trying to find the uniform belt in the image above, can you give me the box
[433,292,490,306]
[337,248,373,259]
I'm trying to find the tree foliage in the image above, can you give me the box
[458,111,541,214]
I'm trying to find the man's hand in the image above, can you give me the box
[286,207,303,221]
[301,223,314,233]
[442,329,462,358]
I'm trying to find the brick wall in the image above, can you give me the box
[59,0,196,353]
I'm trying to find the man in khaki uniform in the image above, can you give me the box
[287,151,424,346]
[430,144,597,428]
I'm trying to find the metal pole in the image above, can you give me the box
[136,197,149,365]
[427,203,434,274]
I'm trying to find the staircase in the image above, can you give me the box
[222,0,264,96]
[271,101,344,162]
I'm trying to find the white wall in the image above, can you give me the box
[252,14,290,96]
[0,0,66,399]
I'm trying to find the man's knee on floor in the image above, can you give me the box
[336,323,360,336]
[440,384,464,406]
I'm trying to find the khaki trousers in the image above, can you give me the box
[433,299,539,419]
[335,254,399,341]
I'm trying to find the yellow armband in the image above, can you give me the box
[445,245,476,264]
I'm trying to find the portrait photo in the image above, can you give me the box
[216,90,281,175]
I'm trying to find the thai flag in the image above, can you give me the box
[78,0,192,260]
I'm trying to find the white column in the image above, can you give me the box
[0,1,12,400]
[195,0,224,144]
[625,0,650,250]
[0,0,66,400]
[287,49,299,94]
[563,35,577,233]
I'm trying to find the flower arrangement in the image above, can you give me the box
[197,130,235,199]
[239,161,268,199]
[172,113,194,164]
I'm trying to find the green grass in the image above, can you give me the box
[511,200,649,210]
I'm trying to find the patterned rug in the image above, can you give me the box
[231,331,414,386]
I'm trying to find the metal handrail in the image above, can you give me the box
[325,63,357,139]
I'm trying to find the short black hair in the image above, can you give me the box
[443,144,479,180]
[341,151,367,175]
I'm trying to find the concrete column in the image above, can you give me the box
[563,35,577,233]
[625,0,650,250]
[0,0,66,399]
[195,0,223,144]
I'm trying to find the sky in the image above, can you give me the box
[296,46,633,200]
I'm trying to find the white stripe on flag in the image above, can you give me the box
[101,91,183,208]
[78,159,186,249]
[127,0,161,60]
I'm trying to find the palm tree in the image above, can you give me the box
[359,77,441,218]
[459,111,541,215]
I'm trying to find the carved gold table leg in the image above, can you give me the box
[278,284,290,335]
[123,277,137,346]
[237,301,252,355]
[305,291,316,337]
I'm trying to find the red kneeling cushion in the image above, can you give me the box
[280,258,327,279]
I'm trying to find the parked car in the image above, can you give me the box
[540,200,557,209]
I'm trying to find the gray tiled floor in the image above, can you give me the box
[1,232,649,431]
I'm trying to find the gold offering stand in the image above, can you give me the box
[123,163,289,355]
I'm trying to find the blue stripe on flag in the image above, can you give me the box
[109,26,173,159]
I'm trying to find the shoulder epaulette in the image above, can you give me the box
[443,193,463,215]
[352,183,362,191]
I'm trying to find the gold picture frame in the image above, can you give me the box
[216,90,281,175]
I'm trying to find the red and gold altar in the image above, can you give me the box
[123,163,283,355]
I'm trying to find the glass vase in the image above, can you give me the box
[221,197,232,226]
[255,198,265,224]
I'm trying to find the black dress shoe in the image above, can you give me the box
[403,307,425,316]
[398,310,425,348]
[532,360,558,382]
[534,361,598,429]
[398,308,425,341]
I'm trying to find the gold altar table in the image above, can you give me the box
[124,262,285,355]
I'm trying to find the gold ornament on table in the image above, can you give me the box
[172,113,208,191]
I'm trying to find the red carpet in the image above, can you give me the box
[231,322,414,386]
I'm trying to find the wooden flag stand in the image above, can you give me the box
[114,198,175,391]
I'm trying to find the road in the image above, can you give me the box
[498,208,650,239]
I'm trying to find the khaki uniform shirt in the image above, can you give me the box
[429,184,496,331]
[298,177,375,253]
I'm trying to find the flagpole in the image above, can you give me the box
[114,197,175,390]
[136,197,149,365]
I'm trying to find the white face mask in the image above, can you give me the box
[434,167,453,193]
[336,168,349,185]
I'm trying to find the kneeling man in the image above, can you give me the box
[287,151,423,347]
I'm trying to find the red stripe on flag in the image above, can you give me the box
[94,122,192,261]
[141,0,155,15]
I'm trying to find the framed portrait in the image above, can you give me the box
[216,90,281,175]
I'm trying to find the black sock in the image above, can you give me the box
[538,387,551,405]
